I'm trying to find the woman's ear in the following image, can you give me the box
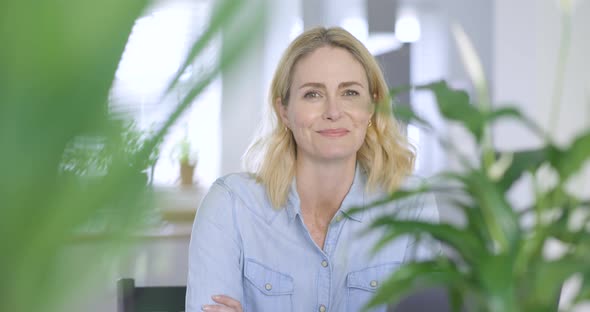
[275,97,289,128]
[370,93,378,114]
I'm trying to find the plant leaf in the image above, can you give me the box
[485,107,524,125]
[389,85,413,98]
[160,0,247,98]
[529,257,590,308]
[0,0,265,311]
[0,1,151,310]
[145,0,267,158]
[347,186,430,216]
[363,260,471,311]
[368,219,485,266]
[392,105,433,130]
[476,253,519,311]
[417,80,486,141]
[452,200,493,251]
[464,170,521,253]
[486,106,547,139]
[554,130,590,179]
[497,148,549,191]
[451,23,487,107]
[574,273,590,304]
[436,171,520,252]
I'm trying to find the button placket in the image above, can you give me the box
[317,253,331,312]
[323,215,345,256]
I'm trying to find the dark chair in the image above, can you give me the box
[117,278,187,312]
[388,287,457,312]
[388,286,559,312]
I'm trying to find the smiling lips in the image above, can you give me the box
[317,128,349,137]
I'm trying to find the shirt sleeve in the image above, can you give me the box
[403,191,442,262]
[185,180,244,311]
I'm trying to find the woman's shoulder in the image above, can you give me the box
[398,174,438,222]
[368,174,426,199]
[215,171,259,188]
[209,172,263,197]
[367,174,438,222]
[207,172,273,213]
[399,174,427,190]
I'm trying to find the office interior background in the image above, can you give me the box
[35,0,590,310]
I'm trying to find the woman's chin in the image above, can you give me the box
[315,150,357,163]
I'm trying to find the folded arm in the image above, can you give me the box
[186,181,244,312]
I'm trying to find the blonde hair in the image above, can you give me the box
[244,26,415,209]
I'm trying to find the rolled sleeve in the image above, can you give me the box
[186,180,244,311]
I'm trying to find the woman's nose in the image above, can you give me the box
[322,96,342,120]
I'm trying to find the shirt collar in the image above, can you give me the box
[285,164,366,223]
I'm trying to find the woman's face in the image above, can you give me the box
[278,46,374,164]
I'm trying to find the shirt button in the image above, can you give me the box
[370,280,378,288]
[319,304,327,312]
[335,214,343,222]
[265,283,272,291]
[321,260,328,267]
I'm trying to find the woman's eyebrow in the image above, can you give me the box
[339,81,364,89]
[298,82,325,90]
[297,81,365,89]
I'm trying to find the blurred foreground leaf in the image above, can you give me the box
[364,20,590,309]
[0,0,265,311]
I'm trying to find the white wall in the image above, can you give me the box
[409,2,449,177]
[220,0,301,176]
[493,1,590,309]
[408,0,495,227]
[494,0,590,148]
[493,0,590,201]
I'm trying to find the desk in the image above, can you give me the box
[61,185,204,312]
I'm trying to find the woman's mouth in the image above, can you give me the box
[317,128,349,137]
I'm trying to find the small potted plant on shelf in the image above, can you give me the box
[172,128,198,186]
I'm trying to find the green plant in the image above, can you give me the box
[360,12,590,312]
[172,126,197,166]
[60,121,161,181]
[120,121,162,172]
[0,0,265,311]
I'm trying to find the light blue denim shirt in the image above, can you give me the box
[186,166,439,312]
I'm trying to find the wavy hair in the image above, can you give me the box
[244,26,415,209]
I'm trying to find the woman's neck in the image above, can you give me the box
[295,156,356,220]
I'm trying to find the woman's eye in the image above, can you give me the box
[344,90,359,96]
[304,91,321,98]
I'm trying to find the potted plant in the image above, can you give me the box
[60,120,162,186]
[172,129,198,186]
[118,121,163,185]
[359,20,590,312]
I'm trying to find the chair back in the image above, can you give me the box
[117,278,186,312]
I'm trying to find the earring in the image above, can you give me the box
[368,120,372,127]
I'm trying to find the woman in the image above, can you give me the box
[186,26,438,312]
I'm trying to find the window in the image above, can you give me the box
[110,0,220,187]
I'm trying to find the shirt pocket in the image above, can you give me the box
[243,258,294,312]
[346,262,400,312]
